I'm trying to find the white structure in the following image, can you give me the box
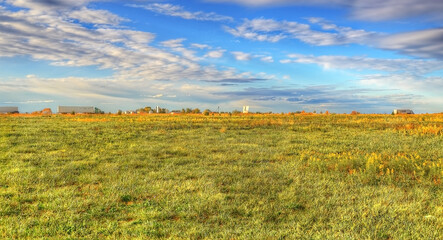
[0,106,19,114]
[57,106,95,114]
[394,109,414,115]
[156,106,160,113]
[243,106,249,114]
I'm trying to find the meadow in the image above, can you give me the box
[0,113,442,239]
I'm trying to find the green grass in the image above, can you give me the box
[0,114,442,239]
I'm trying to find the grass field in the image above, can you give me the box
[0,114,442,239]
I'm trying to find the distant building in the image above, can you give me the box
[0,106,19,114]
[243,106,249,114]
[57,106,95,114]
[170,110,182,115]
[394,109,414,114]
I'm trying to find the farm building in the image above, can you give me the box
[170,110,182,115]
[0,106,19,114]
[394,109,414,114]
[57,106,95,114]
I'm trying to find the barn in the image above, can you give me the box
[394,109,414,114]
[0,106,19,114]
[57,106,95,114]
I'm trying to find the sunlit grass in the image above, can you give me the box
[0,114,442,238]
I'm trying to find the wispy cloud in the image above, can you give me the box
[281,54,443,74]
[205,49,226,58]
[0,2,259,83]
[359,74,443,95]
[376,28,443,60]
[203,78,267,83]
[68,7,126,25]
[230,51,274,62]
[207,0,443,21]
[3,100,54,104]
[225,18,378,45]
[215,85,423,112]
[191,43,212,49]
[231,51,252,61]
[129,3,233,22]
[5,0,95,12]
[225,17,442,60]
[258,56,274,63]
[281,53,443,98]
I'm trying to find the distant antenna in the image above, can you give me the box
[218,106,220,114]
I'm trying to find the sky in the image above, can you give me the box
[0,0,442,113]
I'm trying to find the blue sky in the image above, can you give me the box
[0,0,442,113]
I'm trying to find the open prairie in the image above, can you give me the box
[0,114,442,239]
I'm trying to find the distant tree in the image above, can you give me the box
[117,110,122,115]
[181,108,185,114]
[192,108,201,114]
[232,110,241,114]
[203,109,211,116]
[186,108,192,114]
[95,107,104,114]
[350,111,360,115]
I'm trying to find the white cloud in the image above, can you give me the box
[376,28,443,60]
[225,17,442,60]
[230,51,274,62]
[259,56,274,63]
[160,38,199,61]
[281,54,443,74]
[360,74,443,95]
[225,18,378,45]
[0,1,262,85]
[281,53,443,106]
[191,43,211,49]
[214,85,433,113]
[3,100,54,104]
[129,3,233,22]
[206,0,443,21]
[205,49,226,58]
[151,94,163,98]
[206,0,346,7]
[5,0,94,12]
[161,38,186,48]
[350,0,443,21]
[68,7,126,25]
[231,51,251,61]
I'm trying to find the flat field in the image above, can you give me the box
[0,114,442,239]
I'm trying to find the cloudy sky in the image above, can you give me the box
[0,0,442,113]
